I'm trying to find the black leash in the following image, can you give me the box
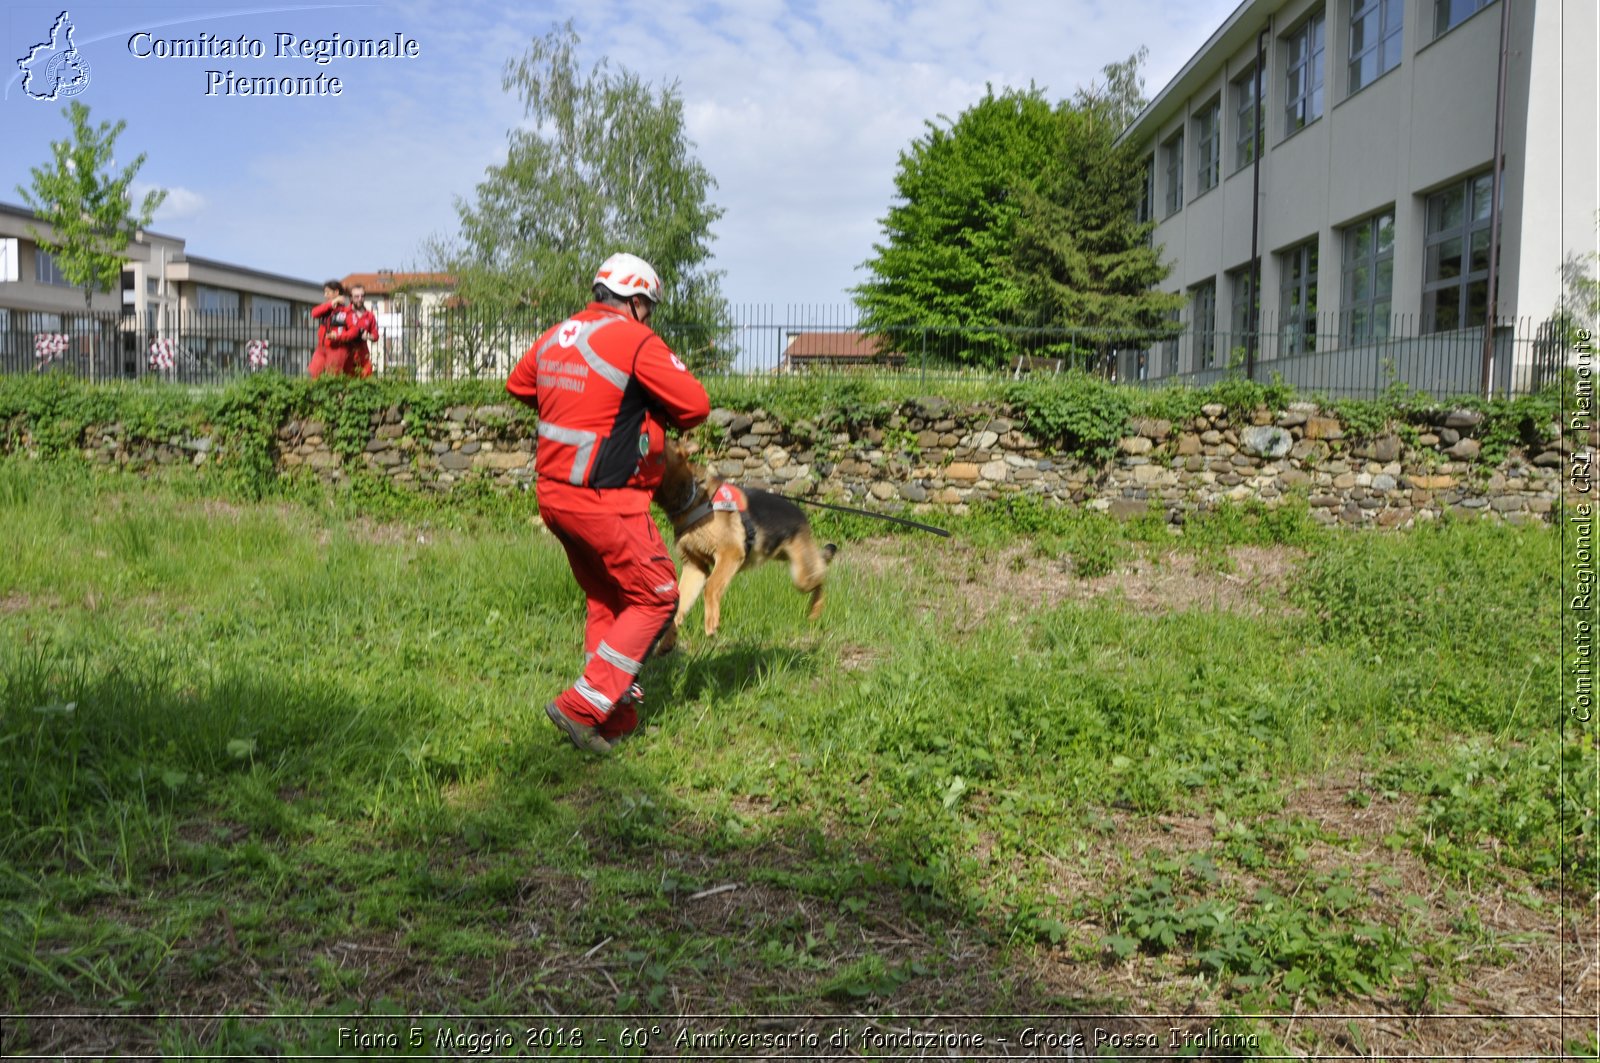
[791,496,952,537]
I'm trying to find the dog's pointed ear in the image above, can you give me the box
[682,438,702,457]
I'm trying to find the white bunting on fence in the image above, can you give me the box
[33,333,70,366]
[148,338,176,372]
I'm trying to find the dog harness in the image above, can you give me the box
[672,483,757,555]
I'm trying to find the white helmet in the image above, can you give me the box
[593,252,663,304]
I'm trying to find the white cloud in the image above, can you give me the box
[142,184,207,222]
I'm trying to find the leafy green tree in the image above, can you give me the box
[854,86,1067,365]
[16,102,165,312]
[855,52,1179,370]
[432,22,729,368]
[1009,55,1183,365]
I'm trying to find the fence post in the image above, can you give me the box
[920,328,927,387]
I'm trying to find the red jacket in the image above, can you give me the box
[344,302,378,377]
[506,303,709,513]
[311,299,353,352]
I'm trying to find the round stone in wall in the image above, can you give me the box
[1240,425,1293,459]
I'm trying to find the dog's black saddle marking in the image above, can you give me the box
[742,488,809,547]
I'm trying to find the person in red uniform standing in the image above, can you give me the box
[506,252,710,755]
[308,280,351,379]
[344,283,378,378]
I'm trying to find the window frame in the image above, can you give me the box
[1161,307,1181,377]
[1348,0,1403,94]
[1162,130,1185,217]
[1278,238,1320,355]
[250,296,292,326]
[1228,266,1259,356]
[34,249,72,287]
[1194,98,1221,193]
[1191,278,1218,370]
[1433,0,1493,39]
[1284,11,1326,137]
[1233,65,1263,172]
[1136,153,1155,225]
[1422,172,1495,333]
[196,284,241,319]
[1340,209,1395,343]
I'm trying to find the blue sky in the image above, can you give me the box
[2,0,1241,309]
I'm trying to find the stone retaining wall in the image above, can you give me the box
[63,397,1589,528]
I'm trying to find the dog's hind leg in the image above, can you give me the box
[785,535,832,621]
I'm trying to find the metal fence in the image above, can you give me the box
[0,304,1572,401]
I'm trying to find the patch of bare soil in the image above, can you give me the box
[846,536,1304,630]
[0,591,58,614]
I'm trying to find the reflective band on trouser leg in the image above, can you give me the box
[595,640,644,677]
[546,507,677,731]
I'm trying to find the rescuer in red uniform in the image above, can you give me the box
[506,253,710,754]
[344,283,378,378]
[308,280,351,379]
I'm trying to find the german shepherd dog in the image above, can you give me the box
[653,439,836,652]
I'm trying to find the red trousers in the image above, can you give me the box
[308,345,350,379]
[541,504,678,740]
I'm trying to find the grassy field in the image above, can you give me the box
[0,459,1591,1059]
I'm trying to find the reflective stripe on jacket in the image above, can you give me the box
[505,303,709,510]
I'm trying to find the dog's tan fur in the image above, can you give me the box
[653,439,835,652]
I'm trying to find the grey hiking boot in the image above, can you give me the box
[545,701,612,756]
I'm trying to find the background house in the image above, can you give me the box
[777,330,904,373]
[0,201,323,378]
[339,270,458,377]
[1118,0,1596,396]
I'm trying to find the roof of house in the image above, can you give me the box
[341,271,457,295]
[1116,0,1261,146]
[781,331,897,361]
[178,253,323,291]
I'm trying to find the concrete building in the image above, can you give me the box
[1119,0,1597,395]
[0,201,323,378]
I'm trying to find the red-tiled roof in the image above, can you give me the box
[341,271,456,295]
[781,331,897,361]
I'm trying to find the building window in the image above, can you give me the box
[35,250,71,287]
[1233,66,1263,171]
[1279,239,1320,354]
[1162,131,1184,216]
[1228,266,1259,357]
[1434,0,1493,38]
[146,276,160,295]
[1284,12,1326,136]
[1192,279,1218,369]
[1194,99,1221,193]
[1341,210,1395,342]
[196,285,241,318]
[251,296,291,326]
[1349,0,1403,93]
[1136,154,1154,224]
[1161,307,1180,376]
[1423,172,1494,332]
